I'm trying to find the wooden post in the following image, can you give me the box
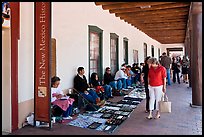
[191,2,202,106]
[10,2,20,132]
[34,2,52,128]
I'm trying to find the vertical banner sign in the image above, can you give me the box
[34,2,51,123]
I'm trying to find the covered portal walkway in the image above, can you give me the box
[8,82,202,135]
[2,2,202,134]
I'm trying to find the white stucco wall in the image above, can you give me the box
[52,2,161,90]
[18,2,34,102]
[17,2,164,101]
[2,28,12,133]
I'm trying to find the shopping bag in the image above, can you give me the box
[159,93,171,113]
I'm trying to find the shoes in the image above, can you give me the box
[146,116,152,120]
[154,115,160,119]
[127,86,134,89]
[97,100,106,106]
[109,96,114,98]
[63,116,73,120]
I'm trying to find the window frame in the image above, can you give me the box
[151,45,154,57]
[123,37,129,64]
[144,43,147,60]
[88,25,103,81]
[110,33,119,74]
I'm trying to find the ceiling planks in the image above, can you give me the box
[95,2,191,44]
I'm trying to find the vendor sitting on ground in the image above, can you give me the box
[74,67,105,107]
[51,76,75,120]
[90,72,113,100]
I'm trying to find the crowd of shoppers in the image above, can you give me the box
[51,52,189,121]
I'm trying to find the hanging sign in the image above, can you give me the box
[34,2,51,123]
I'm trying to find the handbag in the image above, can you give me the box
[159,93,171,113]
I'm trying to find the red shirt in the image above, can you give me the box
[148,65,166,86]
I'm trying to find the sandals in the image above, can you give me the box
[146,116,153,120]
[154,115,161,119]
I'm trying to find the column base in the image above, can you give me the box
[190,103,202,108]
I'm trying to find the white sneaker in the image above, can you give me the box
[127,86,133,89]
[63,116,73,120]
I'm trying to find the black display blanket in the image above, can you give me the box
[88,122,102,129]
[119,106,133,112]
[117,100,140,105]
[69,95,141,133]
[123,97,143,102]
[105,114,128,126]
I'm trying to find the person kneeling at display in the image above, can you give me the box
[51,76,75,120]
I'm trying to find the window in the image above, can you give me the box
[123,37,128,64]
[151,45,154,57]
[89,26,103,80]
[144,43,147,59]
[110,33,119,74]
[133,49,139,63]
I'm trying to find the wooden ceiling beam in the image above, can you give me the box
[109,2,190,14]
[131,23,186,29]
[131,22,187,26]
[117,9,189,18]
[154,38,184,41]
[120,12,188,20]
[95,2,188,44]
[146,32,185,37]
[160,41,184,44]
[95,2,127,6]
[121,15,188,21]
[158,39,184,41]
[138,19,186,24]
[101,2,175,10]
[124,17,187,23]
[115,7,189,17]
[141,27,186,30]
[144,29,186,33]
[144,30,186,35]
[152,36,185,39]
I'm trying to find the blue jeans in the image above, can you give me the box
[80,89,99,104]
[166,68,171,85]
[62,104,73,117]
[118,78,127,89]
[103,85,112,97]
[127,78,132,87]
[109,81,123,90]
[131,76,136,85]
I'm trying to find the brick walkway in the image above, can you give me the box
[8,82,202,135]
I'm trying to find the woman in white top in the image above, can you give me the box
[51,76,74,120]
